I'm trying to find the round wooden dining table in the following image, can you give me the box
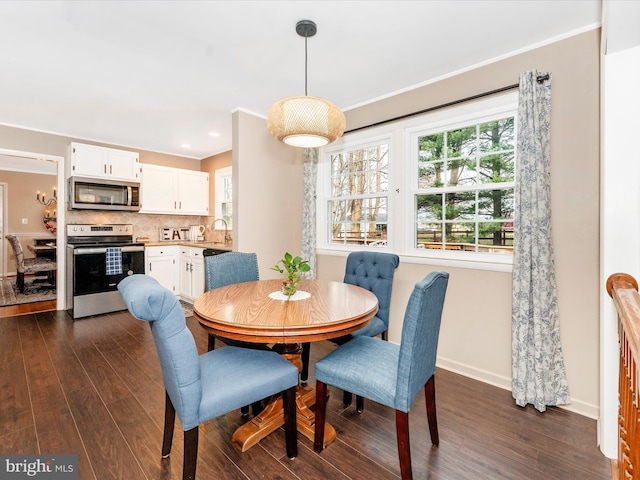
[193,278,378,451]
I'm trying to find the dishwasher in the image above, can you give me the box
[202,248,228,258]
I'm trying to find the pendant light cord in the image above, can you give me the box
[304,35,308,96]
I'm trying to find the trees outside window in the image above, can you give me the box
[327,143,389,246]
[414,117,515,253]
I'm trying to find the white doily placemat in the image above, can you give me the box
[268,290,311,301]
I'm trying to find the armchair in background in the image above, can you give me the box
[5,234,56,293]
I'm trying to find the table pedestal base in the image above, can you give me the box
[232,385,335,452]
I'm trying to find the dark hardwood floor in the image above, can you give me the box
[0,307,612,479]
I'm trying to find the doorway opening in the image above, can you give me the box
[0,148,65,313]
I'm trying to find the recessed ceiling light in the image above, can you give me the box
[181,144,191,148]
[209,132,220,137]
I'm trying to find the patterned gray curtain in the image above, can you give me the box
[301,147,317,279]
[511,71,570,412]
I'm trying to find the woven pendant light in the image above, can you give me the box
[267,20,346,148]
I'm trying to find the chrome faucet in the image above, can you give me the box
[212,218,230,245]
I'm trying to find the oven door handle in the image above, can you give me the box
[73,246,145,255]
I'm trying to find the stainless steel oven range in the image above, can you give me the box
[66,224,145,319]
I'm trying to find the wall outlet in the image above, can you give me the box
[21,218,28,224]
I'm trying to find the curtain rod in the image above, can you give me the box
[344,73,550,135]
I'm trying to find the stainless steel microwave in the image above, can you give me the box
[68,176,140,211]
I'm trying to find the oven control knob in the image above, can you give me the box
[127,270,134,276]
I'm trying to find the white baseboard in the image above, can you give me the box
[436,356,599,420]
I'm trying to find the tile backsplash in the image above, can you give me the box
[65,211,231,244]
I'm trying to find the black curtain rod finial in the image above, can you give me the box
[536,73,550,84]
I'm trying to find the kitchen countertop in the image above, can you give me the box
[143,241,233,251]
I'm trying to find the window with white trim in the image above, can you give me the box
[317,93,517,267]
[214,166,232,227]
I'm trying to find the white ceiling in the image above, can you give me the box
[0,1,601,159]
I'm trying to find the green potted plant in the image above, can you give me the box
[270,252,311,297]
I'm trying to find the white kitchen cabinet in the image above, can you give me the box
[139,164,209,215]
[179,246,205,301]
[70,142,139,182]
[145,246,179,294]
[178,169,209,215]
[139,164,177,213]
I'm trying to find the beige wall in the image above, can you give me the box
[317,29,601,418]
[232,110,303,277]
[0,170,57,235]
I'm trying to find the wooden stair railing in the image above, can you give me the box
[607,273,640,480]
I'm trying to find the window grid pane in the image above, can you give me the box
[222,175,232,201]
[415,116,515,253]
[329,143,389,246]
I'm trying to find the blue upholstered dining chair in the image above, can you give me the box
[118,274,298,480]
[203,252,269,351]
[313,271,449,480]
[300,251,400,406]
[204,251,270,417]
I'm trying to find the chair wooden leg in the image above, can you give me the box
[314,380,328,452]
[300,342,311,385]
[395,410,413,480]
[424,375,440,445]
[207,333,216,352]
[343,390,353,407]
[356,395,365,413]
[282,386,298,459]
[17,272,25,294]
[183,427,198,480]
[162,391,175,458]
[425,375,439,445]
